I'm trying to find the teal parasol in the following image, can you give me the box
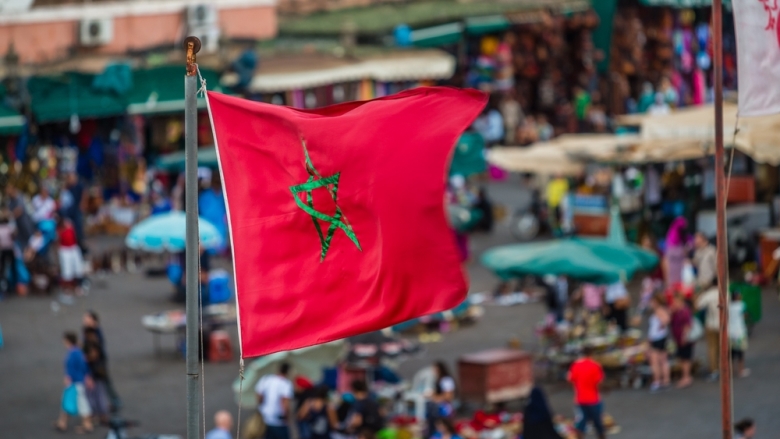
[481,207,658,284]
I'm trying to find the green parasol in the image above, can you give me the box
[481,210,657,284]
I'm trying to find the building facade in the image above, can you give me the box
[0,0,277,65]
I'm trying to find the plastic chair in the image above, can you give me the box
[208,330,233,362]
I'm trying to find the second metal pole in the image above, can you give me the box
[711,2,733,439]
[184,37,201,439]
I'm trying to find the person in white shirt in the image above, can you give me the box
[647,93,671,116]
[31,186,57,224]
[426,361,456,437]
[255,362,293,439]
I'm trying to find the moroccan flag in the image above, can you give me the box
[734,0,780,116]
[207,87,486,357]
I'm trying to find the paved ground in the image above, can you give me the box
[1,178,778,438]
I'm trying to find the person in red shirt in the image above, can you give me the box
[58,218,85,301]
[567,347,605,439]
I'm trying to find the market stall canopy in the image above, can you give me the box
[127,66,222,115]
[639,0,731,7]
[248,50,455,93]
[548,133,642,161]
[233,340,345,407]
[450,132,486,177]
[481,238,658,284]
[29,72,128,123]
[465,15,511,35]
[155,147,218,172]
[125,211,223,252]
[411,22,463,47]
[616,103,780,165]
[487,145,584,175]
[0,104,24,136]
[279,0,591,36]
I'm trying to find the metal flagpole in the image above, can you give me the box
[711,2,733,439]
[184,36,202,439]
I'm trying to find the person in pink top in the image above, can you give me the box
[582,284,603,313]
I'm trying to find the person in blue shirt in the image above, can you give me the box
[56,331,94,433]
[431,418,462,439]
[150,190,173,216]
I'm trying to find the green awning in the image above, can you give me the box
[640,0,731,7]
[592,0,618,73]
[465,15,511,35]
[449,132,486,177]
[411,22,463,47]
[0,105,25,136]
[127,66,222,115]
[29,72,128,123]
[156,146,218,172]
[280,0,592,36]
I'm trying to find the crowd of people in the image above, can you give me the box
[534,214,753,397]
[1,173,89,302]
[244,363,386,439]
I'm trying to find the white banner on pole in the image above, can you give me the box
[733,0,780,116]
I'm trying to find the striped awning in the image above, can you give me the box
[639,0,731,7]
[249,50,456,93]
[0,104,24,136]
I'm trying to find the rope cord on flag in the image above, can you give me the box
[195,64,245,439]
[235,359,245,439]
[196,65,207,98]
[725,117,739,197]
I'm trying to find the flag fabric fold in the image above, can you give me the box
[207,87,486,357]
[733,0,780,116]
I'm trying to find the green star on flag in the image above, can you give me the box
[289,139,361,261]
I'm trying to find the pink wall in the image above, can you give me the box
[219,8,277,40]
[0,5,276,65]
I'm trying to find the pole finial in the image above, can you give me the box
[184,36,202,77]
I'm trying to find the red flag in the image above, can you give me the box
[207,87,486,357]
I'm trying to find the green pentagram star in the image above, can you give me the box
[289,139,361,261]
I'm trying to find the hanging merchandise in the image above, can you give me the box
[480,36,499,56]
[374,82,387,98]
[695,23,709,52]
[680,9,695,26]
[69,114,81,134]
[132,115,146,156]
[691,68,706,105]
[197,112,212,147]
[304,92,317,108]
[165,119,183,149]
[58,146,78,174]
[673,30,684,56]
[494,34,515,92]
[359,79,374,101]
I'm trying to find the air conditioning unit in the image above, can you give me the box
[187,4,218,28]
[80,18,113,47]
[189,26,221,54]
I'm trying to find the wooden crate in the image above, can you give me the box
[458,348,533,404]
[727,176,755,204]
[573,213,609,236]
